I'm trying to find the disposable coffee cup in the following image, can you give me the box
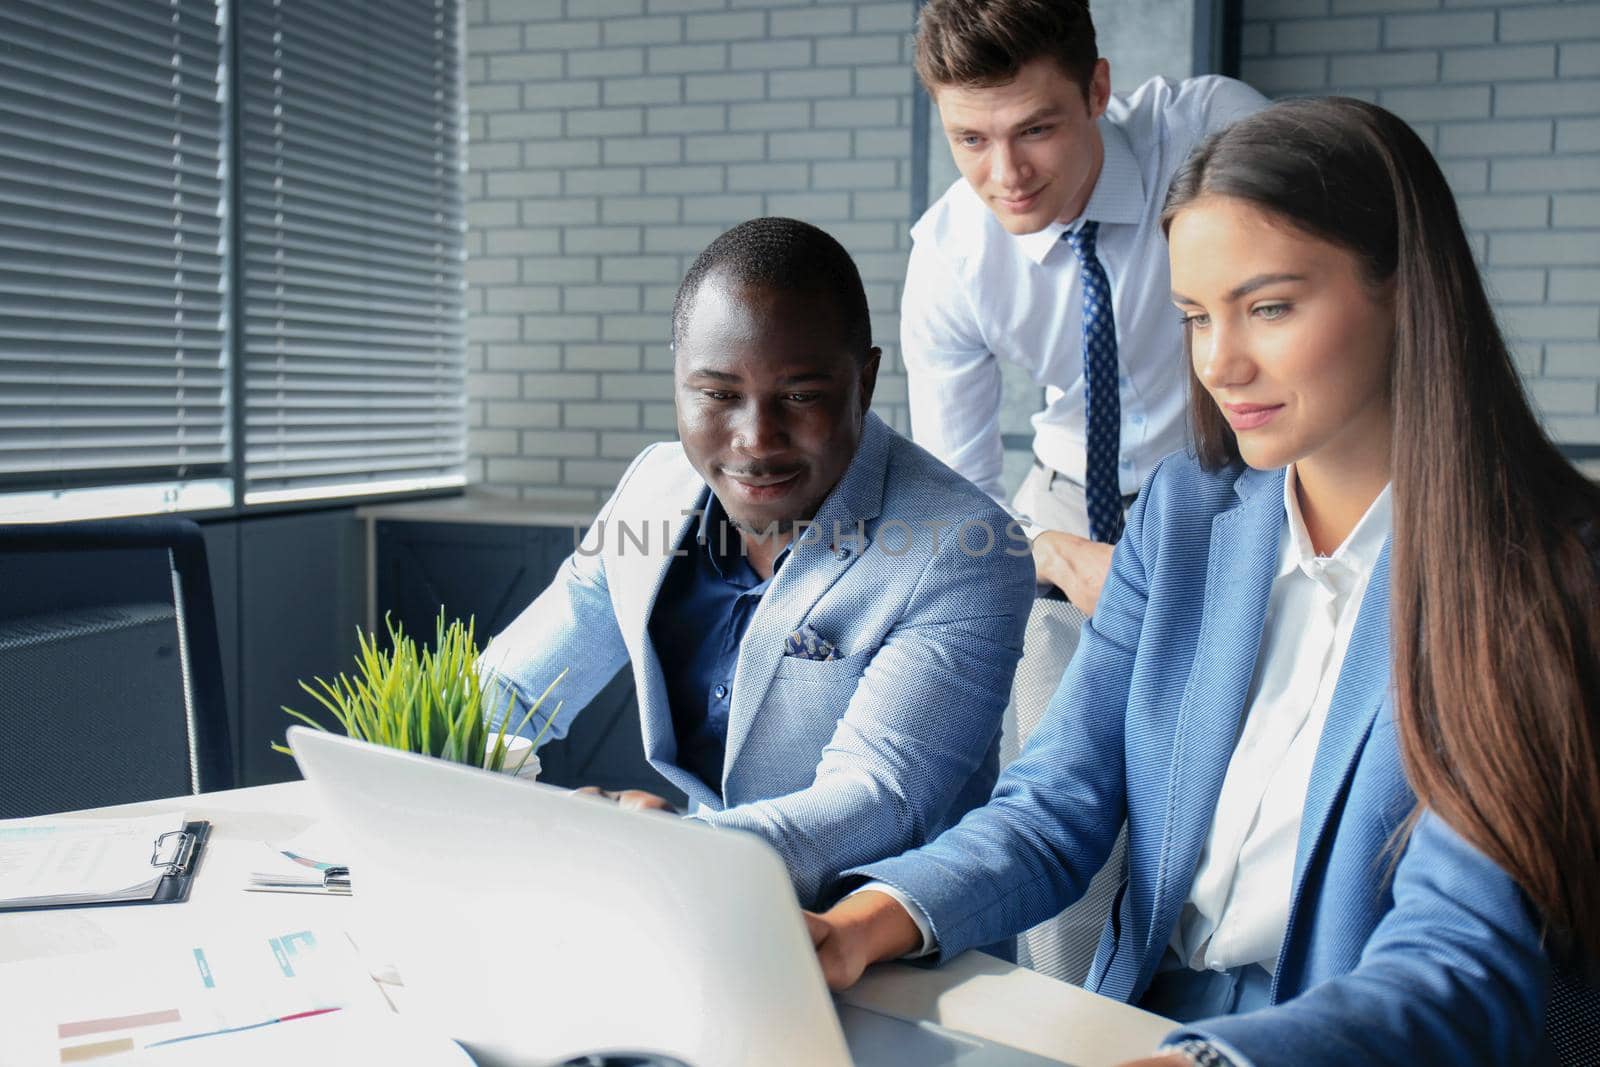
[487,733,541,781]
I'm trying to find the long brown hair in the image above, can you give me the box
[1161,97,1600,957]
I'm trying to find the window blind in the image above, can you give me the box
[238,0,466,505]
[0,0,231,514]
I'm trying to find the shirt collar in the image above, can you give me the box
[1012,117,1148,265]
[1279,465,1393,591]
[698,489,788,584]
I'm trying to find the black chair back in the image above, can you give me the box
[0,519,232,817]
[1549,959,1600,1066]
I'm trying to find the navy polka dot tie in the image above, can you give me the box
[1064,221,1124,544]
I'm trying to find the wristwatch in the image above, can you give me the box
[1164,1038,1235,1067]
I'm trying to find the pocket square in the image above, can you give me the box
[784,624,840,661]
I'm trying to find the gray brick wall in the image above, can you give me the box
[465,0,918,504]
[1241,0,1600,450]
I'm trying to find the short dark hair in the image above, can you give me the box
[671,217,873,360]
[914,0,1098,96]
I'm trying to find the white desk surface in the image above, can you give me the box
[0,782,1175,1067]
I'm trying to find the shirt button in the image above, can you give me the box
[713,684,728,701]
[1129,413,1145,427]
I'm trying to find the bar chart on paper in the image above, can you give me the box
[0,926,390,1065]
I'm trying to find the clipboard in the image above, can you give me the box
[0,819,210,913]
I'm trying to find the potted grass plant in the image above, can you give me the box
[276,610,564,778]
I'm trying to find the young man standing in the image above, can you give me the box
[902,0,1265,611]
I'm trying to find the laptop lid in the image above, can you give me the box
[288,728,852,1067]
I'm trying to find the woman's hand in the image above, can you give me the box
[802,889,923,991]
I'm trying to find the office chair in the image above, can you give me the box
[0,518,233,818]
[1549,960,1600,1066]
[999,589,1128,986]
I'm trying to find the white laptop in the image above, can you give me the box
[289,728,1072,1067]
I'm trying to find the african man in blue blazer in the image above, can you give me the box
[847,452,1549,1065]
[480,408,1035,907]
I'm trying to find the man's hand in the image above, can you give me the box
[1031,530,1115,614]
[803,890,923,991]
[574,786,678,814]
[1115,1054,1192,1067]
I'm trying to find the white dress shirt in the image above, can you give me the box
[1170,468,1392,973]
[862,467,1393,968]
[900,75,1266,505]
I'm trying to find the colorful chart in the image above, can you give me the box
[6,926,386,1064]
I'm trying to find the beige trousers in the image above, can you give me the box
[1014,460,1139,540]
[1012,461,1092,539]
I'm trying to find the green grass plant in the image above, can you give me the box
[275,610,564,773]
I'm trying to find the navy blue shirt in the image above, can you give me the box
[647,490,790,797]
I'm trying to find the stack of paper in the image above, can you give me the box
[244,828,353,896]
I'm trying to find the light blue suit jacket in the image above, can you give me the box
[481,413,1035,905]
[851,452,1550,1065]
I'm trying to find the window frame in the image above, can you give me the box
[0,0,466,524]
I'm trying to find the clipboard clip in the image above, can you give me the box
[150,828,200,877]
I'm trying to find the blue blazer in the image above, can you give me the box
[851,453,1549,1065]
[481,413,1035,905]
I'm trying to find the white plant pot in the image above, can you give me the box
[488,734,541,781]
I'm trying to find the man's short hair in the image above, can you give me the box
[914,0,1098,96]
[672,217,872,360]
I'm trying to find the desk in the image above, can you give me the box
[0,783,1176,1066]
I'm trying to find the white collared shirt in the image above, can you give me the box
[1171,468,1393,973]
[901,75,1266,506]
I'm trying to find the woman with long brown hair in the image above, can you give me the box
[1180,89,1600,990]
[803,96,1596,1066]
